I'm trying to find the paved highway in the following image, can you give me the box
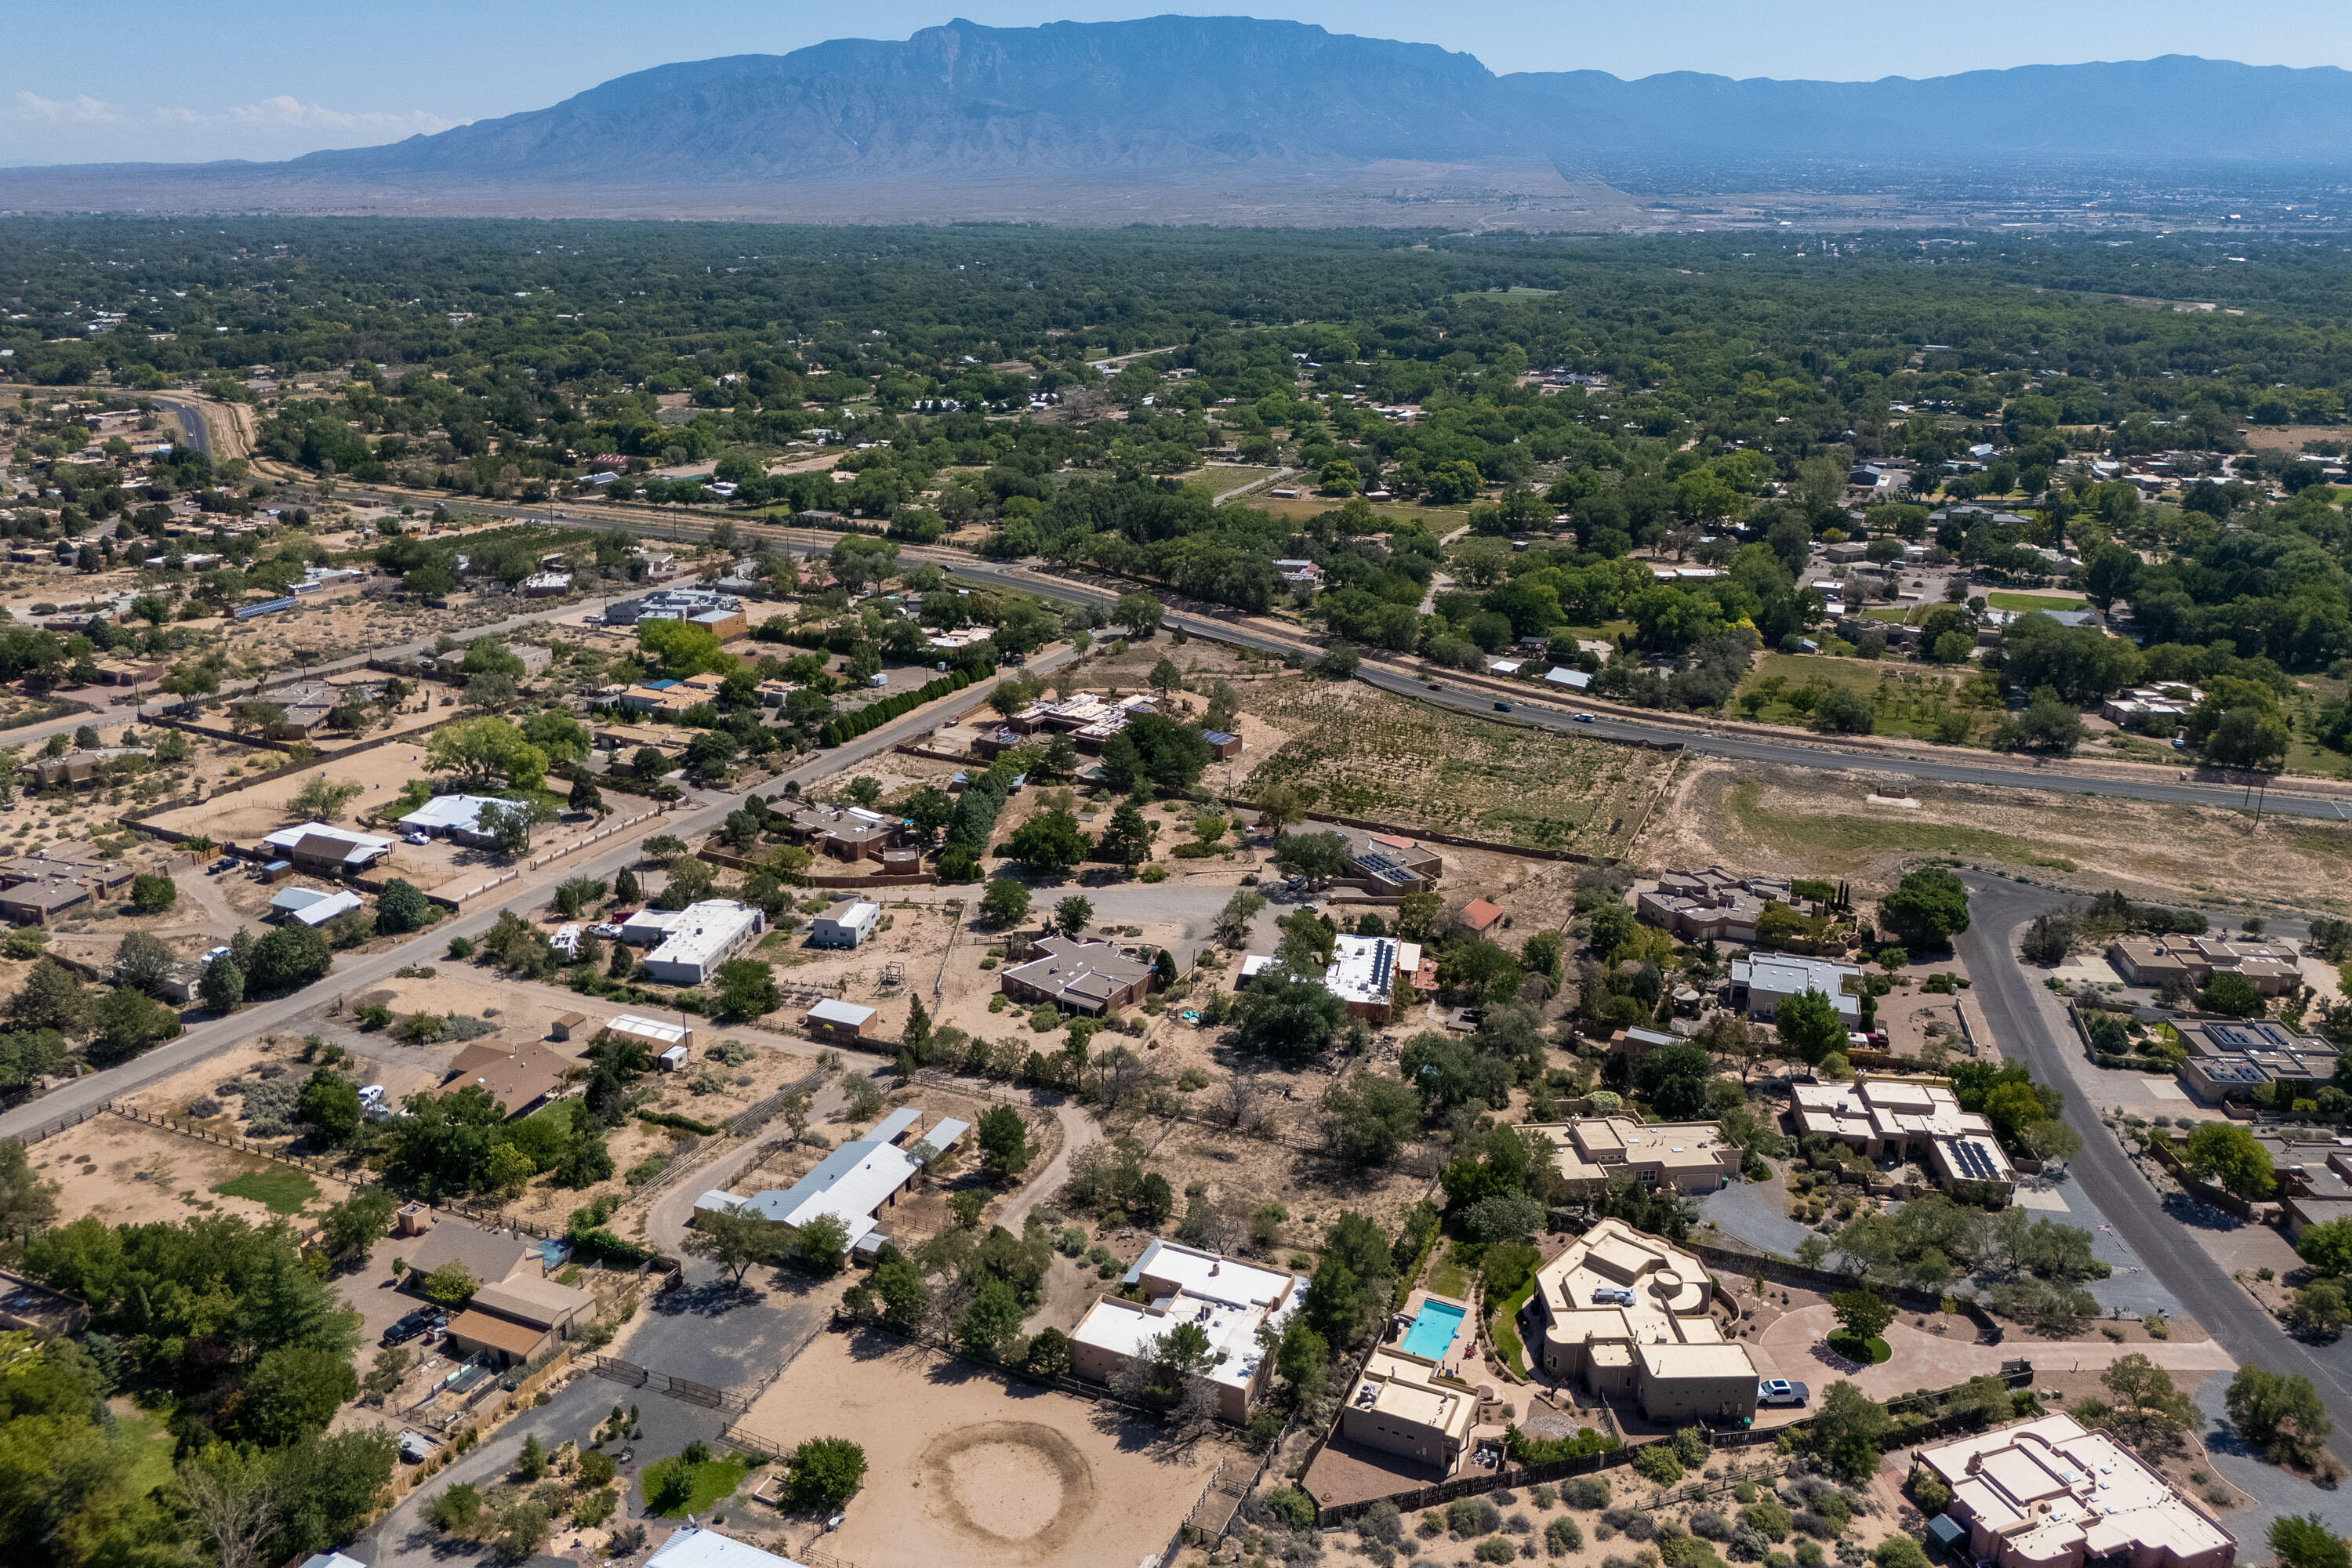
[206,459,2352,821]
[1957,875,2352,1465]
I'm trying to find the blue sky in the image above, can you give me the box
[5,0,2347,165]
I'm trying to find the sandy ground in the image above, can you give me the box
[736,1328,1239,1568]
[1645,756,2352,911]
[1758,1304,2233,1402]
[28,1108,333,1229]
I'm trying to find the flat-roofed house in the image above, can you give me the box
[1069,1240,1307,1422]
[1730,953,1861,1021]
[810,898,881,949]
[1342,829,1444,895]
[0,876,89,924]
[639,898,765,985]
[1790,1077,2015,1196]
[999,935,1156,1017]
[1339,1348,1476,1475]
[1916,1414,2234,1568]
[2107,935,2302,996]
[1528,1218,1759,1423]
[1523,1117,1740,1196]
[1636,867,1803,945]
[1322,934,1424,1020]
[693,1105,968,1258]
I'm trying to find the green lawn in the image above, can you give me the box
[1985,591,2089,613]
[643,1455,750,1518]
[112,1402,177,1496]
[1857,605,1915,622]
[1427,1246,1472,1301]
[1488,1276,1538,1377]
[210,1167,320,1216]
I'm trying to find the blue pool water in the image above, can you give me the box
[1400,1299,1465,1360]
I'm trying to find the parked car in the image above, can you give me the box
[588,923,623,939]
[381,1308,442,1348]
[209,856,237,873]
[1758,1379,1809,1408]
[405,830,430,845]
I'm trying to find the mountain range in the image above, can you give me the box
[5,16,2349,223]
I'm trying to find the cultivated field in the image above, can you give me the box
[1239,677,1671,854]
[735,1330,1239,1568]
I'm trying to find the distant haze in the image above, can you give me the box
[5,16,2350,221]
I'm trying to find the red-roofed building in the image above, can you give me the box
[1457,898,1504,938]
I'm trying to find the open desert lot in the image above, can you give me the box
[735,1328,1238,1568]
[1642,755,2352,909]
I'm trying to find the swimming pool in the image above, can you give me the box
[1400,1298,1465,1361]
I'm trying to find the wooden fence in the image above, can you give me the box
[105,1102,562,1240]
[583,1352,751,1413]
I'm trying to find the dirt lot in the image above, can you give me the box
[1644,757,2352,911]
[28,1109,333,1230]
[735,1328,1240,1568]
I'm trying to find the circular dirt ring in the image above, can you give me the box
[917,1420,1097,1555]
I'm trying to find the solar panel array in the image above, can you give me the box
[1949,1139,2001,1181]
[1370,939,1396,993]
[1356,850,1412,884]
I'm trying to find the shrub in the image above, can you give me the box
[1265,1486,1316,1530]
[1632,1444,1685,1485]
[1476,1539,1517,1564]
[1909,1473,1951,1515]
[1743,1499,1792,1541]
[1564,1476,1611,1509]
[1874,1541,1932,1568]
[1693,1510,1732,1541]
[1548,1517,1584,1556]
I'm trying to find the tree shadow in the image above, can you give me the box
[2158,1192,2245,1232]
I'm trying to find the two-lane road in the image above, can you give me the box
[0,648,1063,1141]
[1956,874,2352,1463]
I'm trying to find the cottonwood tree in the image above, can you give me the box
[687,1201,781,1285]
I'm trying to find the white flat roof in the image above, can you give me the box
[818,898,881,927]
[608,1013,689,1045]
[1323,935,1421,1007]
[1123,1238,1300,1310]
[808,998,877,1026]
[644,899,762,970]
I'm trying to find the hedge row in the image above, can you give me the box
[819,670,972,746]
[637,1109,723,1136]
[568,1225,655,1268]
